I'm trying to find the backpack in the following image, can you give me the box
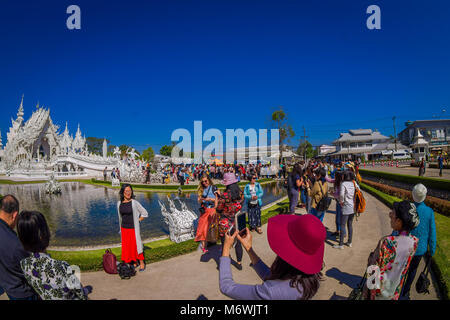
[316,181,332,212]
[117,262,136,280]
[102,249,118,274]
[353,181,366,215]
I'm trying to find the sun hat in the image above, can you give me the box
[412,183,427,203]
[267,214,326,275]
[222,172,238,186]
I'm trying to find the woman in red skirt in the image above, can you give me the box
[195,174,219,253]
[117,184,149,271]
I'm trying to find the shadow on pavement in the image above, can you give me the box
[200,243,242,271]
[329,292,349,300]
[325,230,339,247]
[200,244,222,269]
[326,267,364,289]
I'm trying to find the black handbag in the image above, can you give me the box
[117,262,136,280]
[416,256,432,294]
[348,272,367,300]
[316,181,332,212]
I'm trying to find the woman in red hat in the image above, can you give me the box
[219,214,326,300]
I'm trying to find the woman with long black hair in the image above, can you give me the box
[287,163,303,214]
[220,214,325,300]
[117,184,149,271]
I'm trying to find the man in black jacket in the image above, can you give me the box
[0,195,37,300]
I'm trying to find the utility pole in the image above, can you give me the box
[392,116,397,152]
[301,126,308,161]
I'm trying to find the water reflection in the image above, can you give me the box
[0,182,285,247]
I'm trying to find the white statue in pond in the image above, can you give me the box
[158,197,198,243]
[45,174,62,194]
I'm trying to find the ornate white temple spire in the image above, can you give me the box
[103,138,107,159]
[0,129,2,148]
[16,95,24,124]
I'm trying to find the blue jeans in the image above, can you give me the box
[289,190,299,213]
[335,202,342,232]
[339,214,354,245]
[306,195,312,214]
[300,189,307,205]
[310,207,325,222]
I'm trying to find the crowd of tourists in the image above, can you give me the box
[0,157,438,301]
[157,163,275,185]
[213,159,437,300]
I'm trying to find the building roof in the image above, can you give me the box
[371,141,409,151]
[328,148,374,156]
[333,130,389,143]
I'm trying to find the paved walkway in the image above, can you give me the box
[362,165,449,180]
[75,192,439,300]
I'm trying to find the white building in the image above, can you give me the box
[0,96,118,177]
[317,144,336,156]
[329,129,390,160]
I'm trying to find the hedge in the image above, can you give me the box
[360,182,450,300]
[359,169,450,192]
[48,197,289,272]
[361,179,450,217]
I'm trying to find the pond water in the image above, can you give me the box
[0,182,286,247]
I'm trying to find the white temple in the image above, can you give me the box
[0,96,118,178]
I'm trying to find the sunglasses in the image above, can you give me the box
[251,177,257,180]
[201,180,208,183]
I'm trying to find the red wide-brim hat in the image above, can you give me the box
[267,214,326,275]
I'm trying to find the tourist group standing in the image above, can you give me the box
[0,195,91,300]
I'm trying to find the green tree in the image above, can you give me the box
[107,145,116,157]
[159,145,174,157]
[140,147,155,161]
[297,140,316,160]
[86,137,109,155]
[271,107,295,164]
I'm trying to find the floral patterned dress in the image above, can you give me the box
[216,191,243,237]
[20,252,87,300]
[371,233,419,300]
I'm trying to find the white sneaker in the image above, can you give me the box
[346,242,352,248]
[333,245,344,249]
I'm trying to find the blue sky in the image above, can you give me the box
[0,0,449,152]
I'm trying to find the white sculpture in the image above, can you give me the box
[45,174,62,194]
[127,148,138,161]
[113,146,121,159]
[158,197,198,243]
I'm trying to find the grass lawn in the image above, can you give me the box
[49,198,289,272]
[87,178,275,193]
[361,182,450,300]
